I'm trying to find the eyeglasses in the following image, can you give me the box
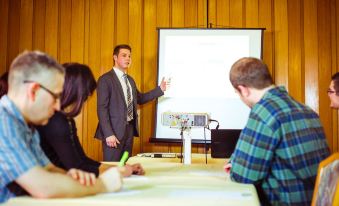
[23,80,62,100]
[327,89,339,95]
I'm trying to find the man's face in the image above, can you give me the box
[114,48,131,70]
[29,73,64,125]
[328,80,339,109]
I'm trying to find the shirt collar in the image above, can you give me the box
[113,67,126,79]
[0,95,28,127]
[262,86,287,100]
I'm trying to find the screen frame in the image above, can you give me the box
[150,27,265,144]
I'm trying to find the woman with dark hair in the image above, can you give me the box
[0,72,8,98]
[37,63,144,177]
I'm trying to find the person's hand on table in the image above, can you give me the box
[118,164,133,177]
[118,163,145,177]
[67,168,96,186]
[131,163,145,175]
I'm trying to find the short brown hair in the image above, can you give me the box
[113,44,131,56]
[229,57,273,90]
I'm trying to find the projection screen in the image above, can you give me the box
[152,28,264,142]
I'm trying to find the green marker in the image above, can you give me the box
[119,151,129,166]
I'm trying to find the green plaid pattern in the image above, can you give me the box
[230,86,330,205]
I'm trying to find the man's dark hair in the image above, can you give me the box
[61,63,97,117]
[331,72,339,95]
[229,57,273,90]
[113,44,131,56]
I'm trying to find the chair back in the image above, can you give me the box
[312,153,339,206]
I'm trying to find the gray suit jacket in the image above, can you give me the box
[95,70,164,141]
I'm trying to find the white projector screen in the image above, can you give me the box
[153,28,263,142]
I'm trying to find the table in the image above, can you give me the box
[5,154,260,206]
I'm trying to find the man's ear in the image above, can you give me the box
[237,85,250,97]
[113,54,117,62]
[27,83,39,102]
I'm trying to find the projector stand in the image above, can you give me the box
[179,125,191,164]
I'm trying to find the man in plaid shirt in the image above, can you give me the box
[225,57,330,205]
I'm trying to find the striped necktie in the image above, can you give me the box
[123,74,133,120]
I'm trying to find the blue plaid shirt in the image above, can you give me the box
[0,96,50,203]
[230,86,330,205]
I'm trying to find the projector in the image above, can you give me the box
[162,112,210,128]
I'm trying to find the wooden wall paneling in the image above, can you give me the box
[229,0,243,27]
[216,0,230,27]
[157,0,170,27]
[87,0,102,160]
[83,0,99,159]
[197,0,207,28]
[318,0,334,150]
[258,0,273,74]
[0,0,9,74]
[184,0,198,27]
[71,0,86,151]
[303,0,319,112]
[71,0,85,63]
[45,0,59,59]
[273,0,288,87]
[19,0,33,52]
[142,0,157,153]
[58,0,71,63]
[7,0,21,68]
[32,0,46,51]
[287,0,303,102]
[100,0,114,74]
[245,0,258,28]
[172,0,185,27]
[129,0,143,155]
[207,0,216,27]
[115,0,129,44]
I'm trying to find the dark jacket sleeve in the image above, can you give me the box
[96,75,115,138]
[136,86,164,105]
[37,112,100,176]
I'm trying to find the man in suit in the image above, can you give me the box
[95,44,168,161]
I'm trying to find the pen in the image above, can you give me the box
[119,151,129,167]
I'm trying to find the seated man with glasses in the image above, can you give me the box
[328,72,339,108]
[0,51,122,203]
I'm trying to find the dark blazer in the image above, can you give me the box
[95,70,163,141]
[37,112,101,176]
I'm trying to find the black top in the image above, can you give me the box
[37,112,101,176]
